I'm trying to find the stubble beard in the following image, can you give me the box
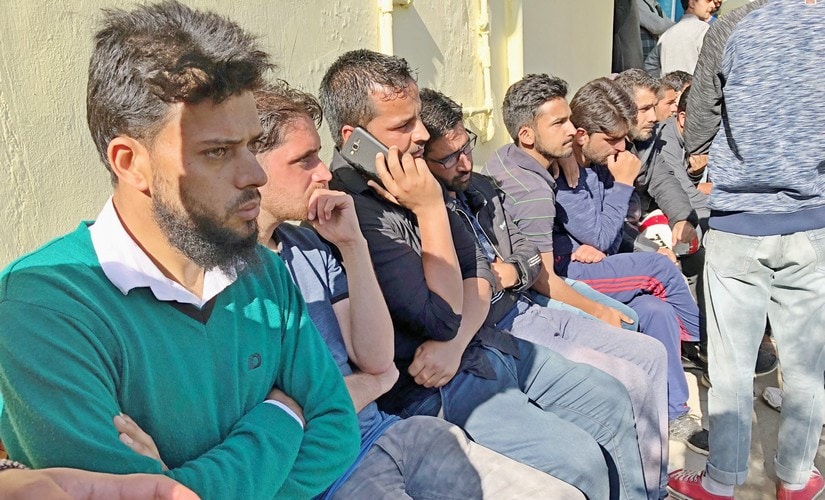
[582,143,610,166]
[536,137,574,164]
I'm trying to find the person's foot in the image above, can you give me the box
[755,345,779,377]
[670,413,703,442]
[668,469,733,500]
[682,341,706,372]
[777,469,825,500]
[686,428,709,456]
[701,371,712,389]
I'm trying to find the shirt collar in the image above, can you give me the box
[89,198,237,308]
[498,143,557,188]
[330,149,375,195]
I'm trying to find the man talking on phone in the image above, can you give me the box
[319,49,647,500]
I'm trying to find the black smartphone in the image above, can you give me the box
[341,127,389,182]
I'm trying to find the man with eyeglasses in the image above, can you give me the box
[420,88,670,500]
[320,49,649,500]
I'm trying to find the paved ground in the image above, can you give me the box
[669,362,825,499]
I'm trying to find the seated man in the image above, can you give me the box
[657,85,709,233]
[613,69,698,257]
[482,74,703,447]
[420,87,669,500]
[321,49,646,500]
[116,82,583,499]
[0,3,360,498]
[655,71,692,123]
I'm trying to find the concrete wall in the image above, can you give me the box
[0,0,613,266]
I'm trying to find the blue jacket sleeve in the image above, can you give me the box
[555,166,634,253]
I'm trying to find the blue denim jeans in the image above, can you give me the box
[417,339,646,500]
[331,416,584,499]
[704,228,825,486]
[497,296,669,499]
[529,278,640,331]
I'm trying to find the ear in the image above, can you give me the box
[517,126,535,148]
[574,128,589,146]
[677,111,687,128]
[107,136,151,192]
[340,125,356,145]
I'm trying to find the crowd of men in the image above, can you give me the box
[0,1,823,499]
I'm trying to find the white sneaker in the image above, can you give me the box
[762,386,783,412]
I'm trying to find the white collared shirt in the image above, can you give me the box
[89,197,236,308]
[88,198,304,428]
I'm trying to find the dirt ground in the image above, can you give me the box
[670,363,825,499]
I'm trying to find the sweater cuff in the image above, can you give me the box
[264,400,305,429]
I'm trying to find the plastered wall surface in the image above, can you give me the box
[0,0,612,266]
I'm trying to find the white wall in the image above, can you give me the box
[0,0,613,265]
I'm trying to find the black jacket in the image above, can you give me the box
[327,151,518,414]
[450,174,543,325]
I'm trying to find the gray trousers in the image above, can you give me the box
[332,416,584,499]
[497,298,670,500]
[704,228,825,486]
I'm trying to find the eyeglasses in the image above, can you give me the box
[427,130,477,169]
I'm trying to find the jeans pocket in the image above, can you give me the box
[399,391,442,419]
[704,229,763,278]
[806,227,825,273]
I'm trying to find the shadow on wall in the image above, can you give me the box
[388,3,442,89]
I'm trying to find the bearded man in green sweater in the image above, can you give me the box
[0,2,359,498]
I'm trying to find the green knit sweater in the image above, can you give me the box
[0,222,359,499]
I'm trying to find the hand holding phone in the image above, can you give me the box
[375,145,444,215]
[342,127,443,214]
[341,127,389,178]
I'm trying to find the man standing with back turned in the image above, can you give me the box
[668,2,825,499]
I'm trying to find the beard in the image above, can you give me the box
[152,178,261,274]
[536,136,574,162]
[444,172,472,193]
[581,143,611,166]
[631,125,654,142]
[262,183,325,225]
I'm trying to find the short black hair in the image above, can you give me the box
[318,49,417,148]
[255,81,323,154]
[419,88,464,142]
[677,85,692,115]
[87,0,271,184]
[661,71,692,92]
[502,74,568,144]
[615,68,661,98]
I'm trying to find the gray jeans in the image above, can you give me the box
[704,228,825,486]
[496,298,669,499]
[331,416,583,499]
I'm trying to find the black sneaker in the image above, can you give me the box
[669,413,703,442]
[686,428,709,456]
[701,372,712,389]
[681,341,706,372]
[754,347,778,377]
